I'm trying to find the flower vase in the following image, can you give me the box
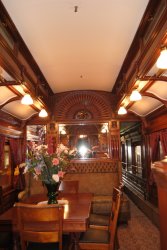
[45,182,60,204]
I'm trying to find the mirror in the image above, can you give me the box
[59,123,109,159]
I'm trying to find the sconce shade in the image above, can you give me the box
[130,90,142,101]
[39,109,48,117]
[21,94,33,105]
[118,106,127,115]
[156,48,167,69]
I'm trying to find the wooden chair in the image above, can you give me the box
[89,187,121,230]
[59,180,79,194]
[15,203,64,250]
[79,189,121,250]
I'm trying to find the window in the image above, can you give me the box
[0,143,12,189]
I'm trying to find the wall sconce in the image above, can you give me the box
[39,108,48,117]
[130,89,142,101]
[156,47,167,69]
[21,94,33,105]
[118,106,127,115]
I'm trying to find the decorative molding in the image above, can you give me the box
[0,110,21,126]
[51,90,113,122]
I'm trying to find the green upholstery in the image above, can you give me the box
[92,195,112,215]
[89,213,110,226]
[79,228,110,244]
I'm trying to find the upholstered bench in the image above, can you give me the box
[92,194,131,224]
[92,195,112,215]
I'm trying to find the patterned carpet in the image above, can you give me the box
[118,198,160,250]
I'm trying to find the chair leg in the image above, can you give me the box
[115,233,120,250]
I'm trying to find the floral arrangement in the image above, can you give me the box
[23,142,76,184]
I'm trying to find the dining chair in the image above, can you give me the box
[89,187,121,230]
[15,203,64,250]
[59,180,79,194]
[79,189,121,250]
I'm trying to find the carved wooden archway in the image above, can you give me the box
[51,90,113,121]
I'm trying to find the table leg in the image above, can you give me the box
[69,232,81,250]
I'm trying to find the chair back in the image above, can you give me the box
[59,180,79,193]
[109,188,121,250]
[110,187,120,218]
[15,203,64,250]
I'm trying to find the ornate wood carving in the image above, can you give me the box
[50,90,113,122]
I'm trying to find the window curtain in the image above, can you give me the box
[160,129,167,156]
[9,138,26,190]
[0,135,5,170]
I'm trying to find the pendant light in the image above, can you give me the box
[118,106,127,115]
[130,89,142,101]
[21,94,33,105]
[39,108,48,117]
[156,47,167,69]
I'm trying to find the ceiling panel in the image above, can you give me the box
[146,81,167,101]
[129,96,163,117]
[2,100,37,120]
[0,87,16,105]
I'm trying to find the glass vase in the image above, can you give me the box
[44,182,60,204]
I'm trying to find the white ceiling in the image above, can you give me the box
[2,0,149,93]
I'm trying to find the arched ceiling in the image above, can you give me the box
[0,0,167,121]
[1,0,149,93]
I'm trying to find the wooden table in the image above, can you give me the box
[0,192,93,249]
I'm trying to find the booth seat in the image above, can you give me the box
[64,172,119,215]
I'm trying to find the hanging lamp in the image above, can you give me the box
[156,47,167,69]
[21,94,33,105]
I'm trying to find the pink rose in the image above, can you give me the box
[52,158,59,166]
[58,171,65,178]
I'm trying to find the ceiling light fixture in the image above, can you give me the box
[156,47,167,69]
[118,106,127,115]
[21,94,33,105]
[130,89,142,101]
[39,108,48,118]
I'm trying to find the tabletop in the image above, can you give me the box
[0,192,93,233]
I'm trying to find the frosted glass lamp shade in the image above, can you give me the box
[156,48,167,69]
[39,109,48,117]
[130,90,142,101]
[118,107,127,115]
[21,94,33,105]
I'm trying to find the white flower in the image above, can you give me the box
[52,174,60,182]
[19,162,26,168]
[23,166,29,174]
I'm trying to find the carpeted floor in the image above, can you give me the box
[118,198,160,250]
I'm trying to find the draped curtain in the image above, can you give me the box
[160,129,167,156]
[0,135,5,170]
[148,132,160,185]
